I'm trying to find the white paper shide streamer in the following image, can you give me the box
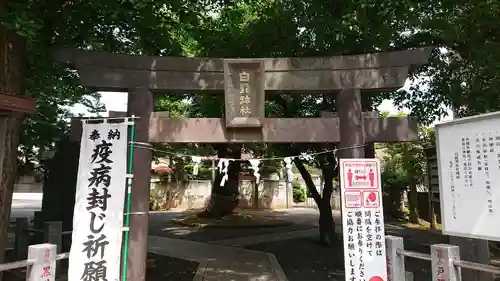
[217,158,230,186]
[299,152,313,162]
[191,156,202,176]
[68,121,128,281]
[248,159,261,183]
[284,157,293,181]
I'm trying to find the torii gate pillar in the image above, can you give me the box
[125,87,153,281]
[337,88,365,158]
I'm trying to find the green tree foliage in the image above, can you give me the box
[2,0,492,173]
[381,125,435,188]
[2,0,201,169]
[2,0,499,256]
[380,121,435,221]
[0,0,203,271]
[384,0,500,122]
[292,180,307,203]
[1,0,496,176]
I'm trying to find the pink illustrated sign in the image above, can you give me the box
[343,160,379,190]
[340,159,387,281]
[344,191,362,208]
[363,191,381,208]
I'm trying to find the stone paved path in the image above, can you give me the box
[148,235,287,281]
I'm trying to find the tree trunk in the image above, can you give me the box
[318,176,337,246]
[293,156,338,246]
[199,144,242,218]
[384,188,405,219]
[408,182,420,223]
[0,118,21,264]
[0,25,26,280]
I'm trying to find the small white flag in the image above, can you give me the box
[299,152,313,162]
[248,159,261,183]
[219,159,230,186]
[284,157,293,181]
[191,156,202,176]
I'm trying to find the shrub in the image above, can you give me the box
[381,156,409,219]
[183,163,213,180]
[292,180,307,202]
[149,188,160,211]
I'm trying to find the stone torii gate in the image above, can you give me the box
[59,47,431,281]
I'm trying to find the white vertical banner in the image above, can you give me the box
[68,121,128,281]
[339,159,387,281]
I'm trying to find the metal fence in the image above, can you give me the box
[386,235,500,281]
[12,218,72,259]
[1,218,72,280]
[4,218,500,281]
[0,243,67,281]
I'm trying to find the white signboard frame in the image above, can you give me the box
[436,111,500,241]
[339,158,387,281]
[68,121,129,281]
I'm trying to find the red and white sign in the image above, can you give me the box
[340,159,387,281]
[344,191,362,208]
[363,191,380,208]
[342,159,379,190]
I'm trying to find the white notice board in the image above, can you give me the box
[436,111,500,241]
[339,159,387,281]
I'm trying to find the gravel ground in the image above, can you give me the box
[147,209,318,242]
[247,237,345,281]
[146,253,199,281]
[244,226,451,281]
[148,223,315,242]
[246,237,435,281]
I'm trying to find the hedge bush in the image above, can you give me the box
[292,180,307,202]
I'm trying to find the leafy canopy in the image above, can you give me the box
[2,0,499,168]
